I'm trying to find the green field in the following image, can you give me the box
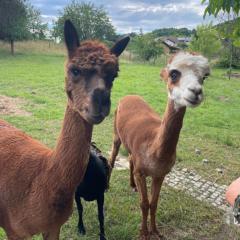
[0,43,239,239]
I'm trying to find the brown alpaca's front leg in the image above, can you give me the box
[7,234,24,240]
[129,155,137,192]
[108,109,121,180]
[150,176,165,239]
[108,134,121,186]
[42,227,60,240]
[5,226,25,240]
[135,174,150,240]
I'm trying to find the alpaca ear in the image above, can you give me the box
[111,36,130,57]
[64,20,80,58]
[160,68,168,82]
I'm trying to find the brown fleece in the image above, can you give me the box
[0,37,123,239]
[72,41,119,73]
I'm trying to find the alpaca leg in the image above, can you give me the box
[5,226,24,240]
[134,174,150,240]
[7,234,24,240]
[108,135,121,187]
[7,237,24,240]
[129,155,137,192]
[150,177,165,239]
[75,193,85,235]
[109,109,121,171]
[97,194,106,240]
[42,227,60,240]
[109,136,121,169]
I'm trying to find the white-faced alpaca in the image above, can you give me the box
[109,52,210,240]
[0,20,129,240]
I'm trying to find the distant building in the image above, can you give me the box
[177,37,191,44]
[156,36,192,53]
[156,37,179,53]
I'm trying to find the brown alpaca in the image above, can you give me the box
[109,52,210,240]
[0,20,129,240]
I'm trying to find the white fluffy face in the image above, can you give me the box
[162,52,210,109]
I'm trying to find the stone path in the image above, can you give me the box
[112,154,229,211]
[164,168,228,211]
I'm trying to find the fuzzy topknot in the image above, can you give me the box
[72,40,119,72]
[168,51,210,77]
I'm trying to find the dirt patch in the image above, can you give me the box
[230,73,240,79]
[224,73,240,79]
[0,95,31,116]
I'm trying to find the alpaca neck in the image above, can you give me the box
[50,105,92,192]
[156,99,186,155]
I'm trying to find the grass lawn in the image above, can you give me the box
[0,44,239,239]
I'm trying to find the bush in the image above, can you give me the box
[217,47,240,69]
[130,34,163,62]
[189,23,222,59]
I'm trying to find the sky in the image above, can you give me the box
[30,0,212,33]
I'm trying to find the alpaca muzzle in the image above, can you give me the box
[87,88,111,124]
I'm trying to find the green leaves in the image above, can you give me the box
[152,28,193,38]
[0,0,47,41]
[131,33,163,62]
[202,0,240,17]
[0,0,47,54]
[26,5,48,40]
[0,0,28,41]
[232,18,240,47]
[188,23,222,59]
[52,1,116,42]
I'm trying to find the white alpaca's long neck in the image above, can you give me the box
[50,105,92,192]
[156,99,186,156]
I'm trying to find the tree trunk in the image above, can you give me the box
[228,40,233,80]
[10,40,14,55]
[227,13,233,80]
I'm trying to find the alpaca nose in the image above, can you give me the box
[92,88,110,106]
[188,87,202,95]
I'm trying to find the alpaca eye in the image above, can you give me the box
[170,69,181,83]
[71,68,81,77]
[105,72,118,83]
[203,73,209,81]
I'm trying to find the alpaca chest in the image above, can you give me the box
[141,152,176,177]
[51,188,74,220]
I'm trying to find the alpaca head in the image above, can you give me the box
[64,20,130,124]
[161,52,210,109]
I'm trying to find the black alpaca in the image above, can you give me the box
[75,143,110,240]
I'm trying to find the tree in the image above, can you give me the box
[0,0,47,55]
[202,0,240,76]
[0,0,28,55]
[216,15,240,75]
[202,0,240,17]
[52,1,116,42]
[202,0,240,47]
[189,23,222,59]
[131,33,163,62]
[27,5,48,40]
[152,28,193,38]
